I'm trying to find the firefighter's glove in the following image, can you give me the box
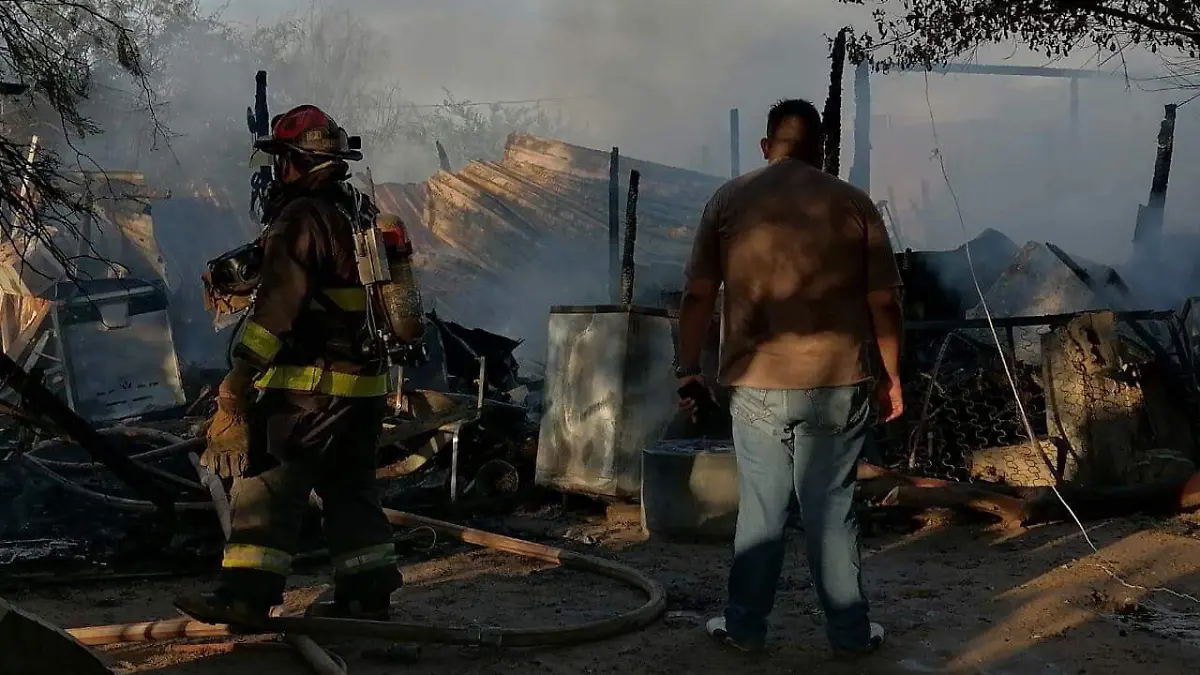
[203,366,256,479]
[203,395,250,480]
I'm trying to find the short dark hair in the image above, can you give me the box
[766,98,822,141]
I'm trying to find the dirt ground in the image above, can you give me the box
[10,508,1200,675]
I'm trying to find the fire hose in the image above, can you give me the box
[15,428,667,668]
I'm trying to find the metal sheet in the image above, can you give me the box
[536,307,677,499]
[55,282,186,422]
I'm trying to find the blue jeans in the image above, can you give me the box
[723,381,873,651]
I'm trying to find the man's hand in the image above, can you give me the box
[875,376,904,423]
[678,374,713,426]
[678,374,706,412]
[200,369,256,480]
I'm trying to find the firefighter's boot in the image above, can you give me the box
[173,591,274,632]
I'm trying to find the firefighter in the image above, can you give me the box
[175,104,416,626]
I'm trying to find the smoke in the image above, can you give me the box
[212,1,1199,253]
[72,0,1200,361]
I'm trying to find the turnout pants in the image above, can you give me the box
[218,390,401,607]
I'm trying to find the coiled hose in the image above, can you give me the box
[24,428,665,655]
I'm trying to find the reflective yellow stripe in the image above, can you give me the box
[332,544,398,575]
[255,365,389,397]
[239,320,282,361]
[311,287,367,312]
[221,544,292,575]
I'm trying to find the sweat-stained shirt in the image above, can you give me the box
[684,159,902,390]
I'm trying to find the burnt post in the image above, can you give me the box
[729,108,740,177]
[1133,104,1177,254]
[435,140,452,172]
[848,59,872,191]
[619,170,642,305]
[823,27,850,177]
[608,147,620,302]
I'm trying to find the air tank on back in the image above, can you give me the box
[375,214,425,345]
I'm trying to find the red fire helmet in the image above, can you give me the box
[253,104,363,161]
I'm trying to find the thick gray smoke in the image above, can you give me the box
[213,1,1198,255]
[107,0,1200,358]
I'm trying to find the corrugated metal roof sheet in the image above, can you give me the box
[376,133,725,319]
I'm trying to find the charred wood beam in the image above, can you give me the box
[0,352,175,512]
[619,170,641,305]
[823,28,850,177]
[435,140,452,172]
[1022,472,1200,525]
[857,462,1027,526]
[858,462,1200,528]
[1133,104,1177,248]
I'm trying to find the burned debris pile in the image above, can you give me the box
[0,310,538,580]
[869,228,1200,524]
[0,133,725,580]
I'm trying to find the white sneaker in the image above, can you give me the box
[868,622,886,649]
[833,622,885,657]
[705,616,763,653]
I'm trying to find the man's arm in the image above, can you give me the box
[225,204,319,392]
[868,287,902,386]
[678,278,720,373]
[678,193,723,375]
[862,199,905,421]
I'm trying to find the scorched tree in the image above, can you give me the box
[841,1,1200,74]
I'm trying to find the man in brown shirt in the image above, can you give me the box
[676,98,903,656]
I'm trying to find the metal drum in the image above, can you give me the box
[641,439,739,541]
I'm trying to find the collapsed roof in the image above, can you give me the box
[374,133,726,319]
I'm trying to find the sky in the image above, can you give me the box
[198,0,1200,267]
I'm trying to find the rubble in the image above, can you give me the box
[1042,310,1195,486]
[966,241,1131,363]
[898,228,1019,321]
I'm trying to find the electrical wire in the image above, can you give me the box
[921,71,1200,608]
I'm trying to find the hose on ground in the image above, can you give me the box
[25,424,666,654]
[66,507,666,649]
[20,428,212,508]
[19,454,215,511]
[29,428,203,472]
